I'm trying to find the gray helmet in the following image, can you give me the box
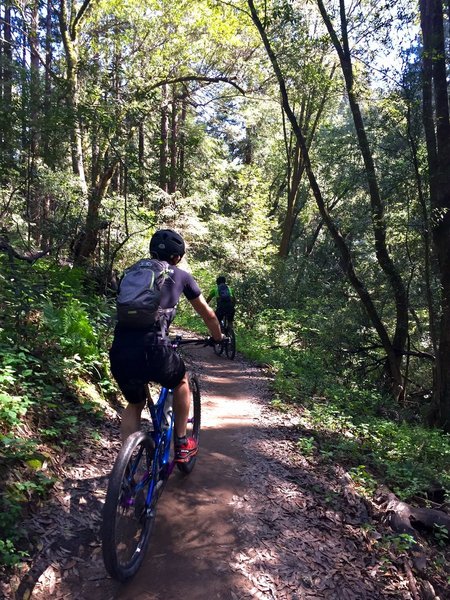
[149,229,185,260]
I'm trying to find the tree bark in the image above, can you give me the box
[168,85,178,194]
[159,83,168,192]
[278,64,336,258]
[73,162,118,266]
[42,0,54,167]
[420,0,450,431]
[0,1,13,176]
[406,105,438,358]
[178,96,187,194]
[138,121,145,204]
[28,0,41,244]
[279,138,305,258]
[58,0,89,193]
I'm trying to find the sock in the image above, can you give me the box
[175,435,187,446]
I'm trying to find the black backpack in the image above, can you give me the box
[116,259,172,328]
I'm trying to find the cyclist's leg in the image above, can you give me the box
[110,342,148,442]
[173,370,200,462]
[173,372,199,463]
[173,372,190,438]
[177,374,201,474]
[147,344,197,458]
[121,397,146,442]
[215,306,225,329]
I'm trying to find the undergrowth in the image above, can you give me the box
[176,300,450,507]
[0,258,114,569]
[233,312,450,505]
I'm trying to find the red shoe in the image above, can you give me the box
[174,437,198,463]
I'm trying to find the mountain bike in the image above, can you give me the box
[214,315,236,360]
[101,335,206,582]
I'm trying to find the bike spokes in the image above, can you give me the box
[102,433,156,581]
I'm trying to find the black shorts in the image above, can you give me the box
[109,338,186,404]
[216,305,235,323]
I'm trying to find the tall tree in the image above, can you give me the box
[247,0,406,398]
[420,0,450,430]
[316,0,409,395]
[0,1,14,177]
[58,0,91,193]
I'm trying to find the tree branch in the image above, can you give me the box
[142,75,247,97]
[0,237,52,263]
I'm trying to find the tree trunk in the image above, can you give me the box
[0,2,13,177]
[168,85,178,194]
[178,96,187,194]
[73,162,118,266]
[28,0,41,244]
[406,105,438,357]
[278,65,336,258]
[138,121,145,204]
[279,140,304,257]
[42,0,53,167]
[420,0,450,431]
[58,0,88,193]
[159,84,168,192]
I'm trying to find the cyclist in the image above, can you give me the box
[206,276,236,326]
[109,229,223,462]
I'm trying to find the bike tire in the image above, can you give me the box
[102,431,156,581]
[225,326,236,360]
[214,319,225,355]
[213,340,224,356]
[177,374,201,475]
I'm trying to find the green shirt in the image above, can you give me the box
[208,284,235,304]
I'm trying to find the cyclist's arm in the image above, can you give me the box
[205,286,216,305]
[189,295,222,341]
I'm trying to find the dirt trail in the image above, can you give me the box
[4,341,420,599]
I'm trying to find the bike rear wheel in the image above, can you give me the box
[177,374,201,474]
[102,431,156,581]
[225,326,236,360]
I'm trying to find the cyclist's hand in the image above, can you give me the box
[205,334,225,346]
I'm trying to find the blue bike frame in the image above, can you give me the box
[124,336,204,511]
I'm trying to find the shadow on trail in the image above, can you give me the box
[114,426,249,600]
[15,424,393,599]
[14,469,112,600]
[12,347,406,600]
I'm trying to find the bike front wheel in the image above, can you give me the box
[213,339,224,356]
[102,431,156,581]
[177,374,201,475]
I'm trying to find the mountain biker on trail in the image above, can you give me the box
[206,276,236,326]
[109,229,223,462]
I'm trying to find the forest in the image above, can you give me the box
[1,0,450,595]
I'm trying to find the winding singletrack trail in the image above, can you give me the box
[5,338,421,599]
